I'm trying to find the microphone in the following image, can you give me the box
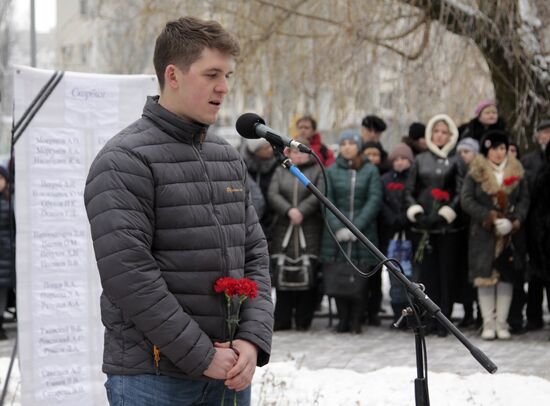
[236,113,312,154]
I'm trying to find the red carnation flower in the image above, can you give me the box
[214,277,238,296]
[503,176,520,187]
[235,278,258,299]
[387,182,405,191]
[431,188,450,202]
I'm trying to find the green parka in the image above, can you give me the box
[320,155,382,266]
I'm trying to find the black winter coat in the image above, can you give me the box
[527,161,550,280]
[0,198,15,288]
[405,154,464,233]
[458,117,506,142]
[521,149,545,192]
[379,169,410,252]
[405,114,464,233]
[242,151,278,238]
[84,97,273,380]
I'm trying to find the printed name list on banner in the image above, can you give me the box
[14,66,158,406]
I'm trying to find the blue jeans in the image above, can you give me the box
[105,374,251,406]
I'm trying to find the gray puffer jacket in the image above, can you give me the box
[84,97,273,380]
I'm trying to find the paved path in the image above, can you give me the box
[271,312,550,380]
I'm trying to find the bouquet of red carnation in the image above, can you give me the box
[414,188,450,263]
[214,277,258,406]
[503,176,520,187]
[214,277,258,347]
[387,182,405,191]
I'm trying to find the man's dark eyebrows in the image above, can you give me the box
[204,68,234,75]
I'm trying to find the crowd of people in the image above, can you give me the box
[242,103,550,341]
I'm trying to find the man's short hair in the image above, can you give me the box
[296,116,317,131]
[153,16,240,90]
[361,115,387,133]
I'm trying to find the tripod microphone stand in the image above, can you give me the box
[278,154,497,406]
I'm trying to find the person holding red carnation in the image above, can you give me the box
[84,17,273,406]
[378,143,414,324]
[405,114,465,337]
[461,130,530,340]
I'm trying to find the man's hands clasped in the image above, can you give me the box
[204,339,258,391]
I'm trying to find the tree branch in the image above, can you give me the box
[398,0,492,40]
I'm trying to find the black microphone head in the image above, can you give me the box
[236,113,265,139]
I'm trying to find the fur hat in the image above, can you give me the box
[246,138,271,154]
[388,143,414,164]
[456,137,479,154]
[361,115,387,132]
[475,100,496,117]
[408,122,426,140]
[536,119,550,133]
[480,130,509,156]
[339,129,362,147]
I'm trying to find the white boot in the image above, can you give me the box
[496,282,513,340]
[478,286,496,340]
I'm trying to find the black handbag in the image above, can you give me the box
[271,225,316,291]
[322,261,367,300]
[494,240,523,283]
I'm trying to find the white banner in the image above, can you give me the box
[14,66,158,406]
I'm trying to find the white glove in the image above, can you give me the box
[335,228,357,242]
[494,218,513,236]
[335,228,351,242]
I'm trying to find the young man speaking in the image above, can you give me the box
[84,17,273,405]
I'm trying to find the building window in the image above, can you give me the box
[80,0,88,16]
[80,43,91,65]
[61,45,73,63]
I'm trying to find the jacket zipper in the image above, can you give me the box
[191,131,229,340]
[347,169,356,258]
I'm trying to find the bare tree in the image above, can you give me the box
[0,0,13,155]
[211,0,549,143]
[398,0,550,144]
[84,0,548,146]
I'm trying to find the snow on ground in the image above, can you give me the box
[252,362,550,406]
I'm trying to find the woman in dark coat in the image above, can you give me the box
[461,131,530,340]
[526,142,550,326]
[405,114,464,336]
[319,130,382,334]
[0,166,15,340]
[458,100,506,142]
[268,147,323,331]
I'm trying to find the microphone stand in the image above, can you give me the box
[278,154,497,406]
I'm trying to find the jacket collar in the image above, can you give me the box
[142,96,209,144]
[469,154,524,196]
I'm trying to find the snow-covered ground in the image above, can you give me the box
[251,362,550,405]
[3,356,550,406]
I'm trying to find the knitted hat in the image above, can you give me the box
[408,122,426,140]
[480,130,509,156]
[246,138,271,154]
[456,137,479,154]
[339,129,362,147]
[475,100,496,117]
[361,115,387,132]
[388,142,414,164]
[536,119,550,132]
